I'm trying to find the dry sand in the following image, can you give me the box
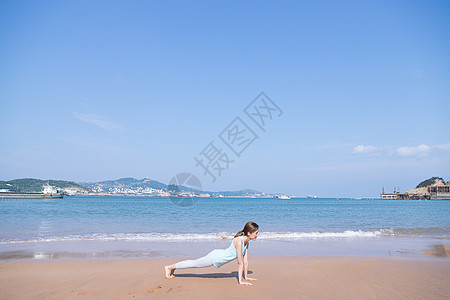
[1,257,449,300]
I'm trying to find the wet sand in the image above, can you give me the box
[1,257,449,299]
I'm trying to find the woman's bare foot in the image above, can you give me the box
[165,265,175,279]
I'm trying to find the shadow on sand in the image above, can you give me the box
[175,270,253,279]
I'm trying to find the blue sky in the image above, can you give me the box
[1,0,449,197]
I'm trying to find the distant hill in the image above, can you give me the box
[0,178,90,193]
[80,177,264,197]
[80,177,167,192]
[416,177,446,188]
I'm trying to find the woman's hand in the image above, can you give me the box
[245,277,257,281]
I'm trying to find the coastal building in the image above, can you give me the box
[380,187,407,200]
[380,193,398,200]
[428,185,450,194]
[428,185,450,200]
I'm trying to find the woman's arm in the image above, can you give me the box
[234,239,251,285]
[243,247,249,279]
[243,245,257,281]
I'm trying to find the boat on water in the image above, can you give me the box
[307,195,318,199]
[0,184,63,199]
[273,194,291,199]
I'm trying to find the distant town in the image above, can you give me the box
[0,177,273,198]
[1,176,449,200]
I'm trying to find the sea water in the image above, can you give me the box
[0,197,449,260]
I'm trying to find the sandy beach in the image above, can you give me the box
[1,257,449,300]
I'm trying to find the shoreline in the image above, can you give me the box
[1,236,449,261]
[1,256,449,299]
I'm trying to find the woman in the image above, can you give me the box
[164,222,259,285]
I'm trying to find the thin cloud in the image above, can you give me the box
[73,112,123,132]
[435,142,450,150]
[353,145,379,154]
[352,142,450,158]
[396,144,430,157]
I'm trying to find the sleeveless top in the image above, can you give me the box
[210,235,248,268]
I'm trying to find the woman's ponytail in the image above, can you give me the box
[234,222,259,238]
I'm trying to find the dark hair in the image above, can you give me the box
[234,221,259,237]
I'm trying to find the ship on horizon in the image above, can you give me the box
[0,183,63,199]
[273,194,291,199]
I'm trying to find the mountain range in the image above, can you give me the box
[81,177,265,197]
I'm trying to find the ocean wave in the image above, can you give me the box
[0,230,395,244]
[389,227,450,236]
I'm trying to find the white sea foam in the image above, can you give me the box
[0,230,393,244]
[258,229,392,239]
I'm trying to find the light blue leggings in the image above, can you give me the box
[175,253,213,269]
